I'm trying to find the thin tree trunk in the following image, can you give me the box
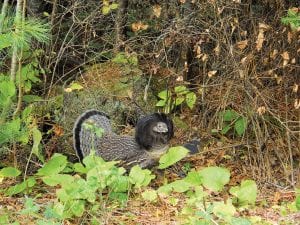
[10,0,23,82]
[0,0,9,33]
[114,0,128,53]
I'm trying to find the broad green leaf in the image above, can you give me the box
[184,170,203,186]
[156,99,166,107]
[174,97,185,106]
[42,174,75,186]
[157,183,173,194]
[185,92,197,109]
[223,110,239,122]
[142,190,157,202]
[68,82,83,91]
[73,163,88,174]
[234,117,247,136]
[174,85,188,94]
[32,127,44,162]
[37,154,67,176]
[229,180,257,206]
[169,180,191,193]
[110,175,129,192]
[199,167,230,192]
[129,165,155,188]
[157,90,171,100]
[158,146,189,169]
[0,79,16,98]
[5,177,36,196]
[0,167,21,178]
[70,200,85,217]
[213,200,236,222]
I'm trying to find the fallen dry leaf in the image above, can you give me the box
[257,106,266,116]
[153,5,162,18]
[281,51,290,66]
[236,40,248,50]
[256,23,270,51]
[208,70,217,77]
[292,84,298,93]
[294,99,300,109]
[132,21,149,32]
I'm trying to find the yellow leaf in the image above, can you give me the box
[153,5,162,18]
[102,5,110,15]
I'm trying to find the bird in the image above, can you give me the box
[73,109,174,169]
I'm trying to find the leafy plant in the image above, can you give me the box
[156,85,197,113]
[214,109,248,137]
[281,8,300,30]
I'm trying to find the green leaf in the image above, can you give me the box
[223,110,239,122]
[229,180,257,206]
[102,5,111,15]
[174,85,188,94]
[157,90,171,100]
[185,92,197,109]
[156,99,166,107]
[68,82,83,91]
[169,180,191,193]
[184,170,203,186]
[5,177,36,196]
[129,165,155,188]
[199,167,230,192]
[174,97,185,106]
[158,146,189,169]
[234,117,247,136]
[0,167,21,178]
[42,174,75,186]
[295,195,300,210]
[142,190,158,202]
[32,127,44,162]
[213,200,236,222]
[110,3,119,10]
[37,154,67,176]
[70,200,85,217]
[0,79,16,98]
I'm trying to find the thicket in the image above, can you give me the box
[0,0,299,224]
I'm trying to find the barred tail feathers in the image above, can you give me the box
[73,110,111,160]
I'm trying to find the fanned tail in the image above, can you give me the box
[73,110,111,160]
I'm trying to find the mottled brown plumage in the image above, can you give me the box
[73,110,173,169]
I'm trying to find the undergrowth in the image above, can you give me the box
[0,147,299,224]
